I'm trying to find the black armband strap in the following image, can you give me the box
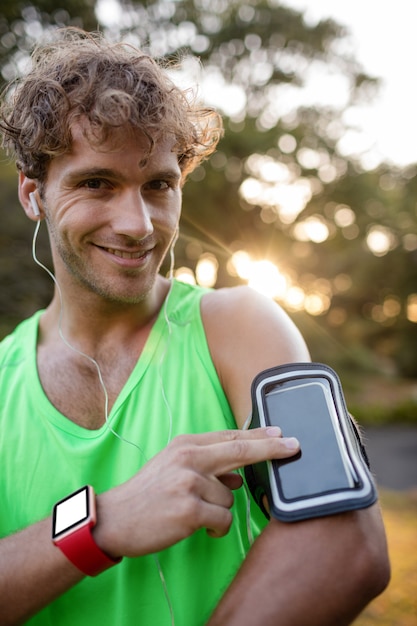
[244,363,377,522]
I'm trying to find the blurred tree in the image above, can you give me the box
[0,0,97,84]
[1,0,417,378]
[289,162,417,377]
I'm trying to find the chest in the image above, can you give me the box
[36,344,141,430]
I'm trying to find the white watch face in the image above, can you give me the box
[53,486,90,538]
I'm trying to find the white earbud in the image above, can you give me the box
[29,191,41,217]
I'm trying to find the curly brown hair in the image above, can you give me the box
[0,28,223,184]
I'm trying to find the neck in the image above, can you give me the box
[39,275,172,355]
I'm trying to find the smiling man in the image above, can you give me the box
[0,28,389,626]
[36,127,182,306]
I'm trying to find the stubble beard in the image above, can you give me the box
[51,236,160,306]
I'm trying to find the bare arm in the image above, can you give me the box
[0,518,83,625]
[0,428,300,624]
[202,286,390,625]
[208,505,389,625]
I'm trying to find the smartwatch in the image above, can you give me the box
[52,485,122,576]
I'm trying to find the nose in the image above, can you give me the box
[113,188,154,240]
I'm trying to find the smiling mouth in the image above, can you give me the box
[104,247,150,259]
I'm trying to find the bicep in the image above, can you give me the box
[208,503,390,625]
[202,287,310,427]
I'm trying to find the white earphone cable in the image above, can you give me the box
[31,219,176,625]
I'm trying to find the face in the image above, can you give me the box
[41,124,182,306]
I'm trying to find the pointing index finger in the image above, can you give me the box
[193,428,300,476]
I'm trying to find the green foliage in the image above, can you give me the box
[0,0,97,86]
[0,0,416,382]
[348,401,417,427]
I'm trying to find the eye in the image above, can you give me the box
[147,179,170,191]
[82,178,112,190]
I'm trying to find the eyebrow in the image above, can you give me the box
[62,167,122,185]
[62,167,181,185]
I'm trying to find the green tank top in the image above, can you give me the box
[0,280,266,625]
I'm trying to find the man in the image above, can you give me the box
[0,29,389,625]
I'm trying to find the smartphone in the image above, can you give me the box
[245,363,377,522]
[263,377,357,501]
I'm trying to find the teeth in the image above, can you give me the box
[106,248,146,259]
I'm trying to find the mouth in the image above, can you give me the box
[104,247,150,259]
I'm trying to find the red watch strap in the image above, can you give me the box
[57,523,121,577]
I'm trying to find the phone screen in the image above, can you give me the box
[264,378,355,501]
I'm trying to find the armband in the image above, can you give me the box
[244,363,377,522]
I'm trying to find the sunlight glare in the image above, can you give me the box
[247,260,288,300]
[239,155,313,224]
[366,226,397,256]
[383,296,401,318]
[278,134,297,154]
[201,70,247,117]
[296,147,321,169]
[96,0,123,26]
[334,205,356,227]
[407,295,417,323]
[196,254,218,287]
[228,250,252,279]
[239,177,263,204]
[293,216,330,243]
[227,249,335,317]
[174,267,196,285]
[304,292,330,316]
[276,182,313,224]
[284,286,305,312]
[246,154,291,183]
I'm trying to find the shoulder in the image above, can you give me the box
[202,284,296,323]
[0,313,41,355]
[201,286,310,425]
[202,285,309,360]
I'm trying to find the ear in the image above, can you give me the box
[18,172,43,221]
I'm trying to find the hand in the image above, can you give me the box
[95,428,299,558]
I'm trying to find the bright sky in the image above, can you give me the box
[283,0,417,168]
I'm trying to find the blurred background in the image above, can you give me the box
[0,1,416,623]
